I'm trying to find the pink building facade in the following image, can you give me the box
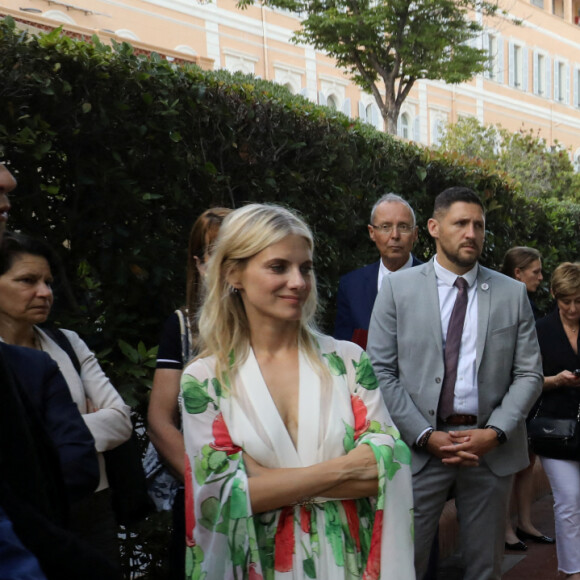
[2,0,580,162]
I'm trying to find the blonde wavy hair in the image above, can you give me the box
[197,203,325,383]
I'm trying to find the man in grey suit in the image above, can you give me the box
[367,187,543,580]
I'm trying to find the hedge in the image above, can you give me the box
[1,17,579,575]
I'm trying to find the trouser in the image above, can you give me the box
[413,455,512,580]
[540,457,580,574]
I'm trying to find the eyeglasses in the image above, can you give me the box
[370,223,415,235]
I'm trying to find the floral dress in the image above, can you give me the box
[181,336,414,579]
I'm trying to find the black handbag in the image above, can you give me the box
[528,399,580,460]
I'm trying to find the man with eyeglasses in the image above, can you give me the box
[334,193,422,348]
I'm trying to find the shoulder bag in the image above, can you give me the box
[528,397,580,460]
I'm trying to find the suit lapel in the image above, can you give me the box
[476,266,492,371]
[424,261,444,360]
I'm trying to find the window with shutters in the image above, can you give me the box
[508,42,528,91]
[554,60,570,104]
[533,51,548,97]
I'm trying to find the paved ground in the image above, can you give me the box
[438,493,559,579]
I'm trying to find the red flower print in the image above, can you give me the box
[248,562,263,580]
[184,454,196,547]
[363,509,383,580]
[210,413,242,455]
[343,500,360,551]
[274,506,295,572]
[300,506,311,534]
[351,395,370,440]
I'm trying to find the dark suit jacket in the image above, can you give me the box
[3,343,99,501]
[0,344,119,580]
[334,255,422,348]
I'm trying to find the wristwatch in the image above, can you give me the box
[485,425,507,444]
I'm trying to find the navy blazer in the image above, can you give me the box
[334,255,422,346]
[2,343,99,501]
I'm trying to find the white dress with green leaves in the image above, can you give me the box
[181,336,414,580]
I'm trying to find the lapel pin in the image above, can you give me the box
[481,283,489,291]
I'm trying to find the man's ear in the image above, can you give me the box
[427,218,439,240]
[368,223,376,243]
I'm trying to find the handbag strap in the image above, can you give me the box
[175,309,193,365]
[534,393,580,422]
[42,327,81,375]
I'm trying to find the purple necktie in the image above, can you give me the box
[438,277,469,420]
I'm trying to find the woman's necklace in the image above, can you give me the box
[562,324,579,334]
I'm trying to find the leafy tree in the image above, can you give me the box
[237,0,497,134]
[438,117,580,201]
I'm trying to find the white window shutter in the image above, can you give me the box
[397,114,402,136]
[523,48,529,92]
[483,33,490,79]
[565,65,570,105]
[413,116,421,142]
[546,57,552,99]
[533,50,538,94]
[318,91,327,106]
[554,61,560,102]
[497,38,504,84]
[371,105,380,128]
[508,41,515,87]
[575,67,579,107]
[358,101,366,120]
[342,98,351,117]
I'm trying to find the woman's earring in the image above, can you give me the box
[229,285,239,294]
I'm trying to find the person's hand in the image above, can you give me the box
[426,430,479,466]
[243,453,267,478]
[552,370,580,388]
[85,398,98,413]
[341,444,378,481]
[439,429,498,466]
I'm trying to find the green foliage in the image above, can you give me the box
[438,117,580,201]
[237,0,497,133]
[1,18,579,574]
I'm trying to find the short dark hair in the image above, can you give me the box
[432,187,484,218]
[0,232,58,277]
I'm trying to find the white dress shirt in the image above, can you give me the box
[433,256,479,416]
[378,253,414,291]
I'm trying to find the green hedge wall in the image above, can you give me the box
[1,17,579,408]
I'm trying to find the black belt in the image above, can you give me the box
[439,414,477,426]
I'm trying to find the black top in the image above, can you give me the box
[156,312,183,370]
[528,295,541,321]
[535,308,580,419]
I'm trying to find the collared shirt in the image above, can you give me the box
[434,256,479,416]
[378,253,414,292]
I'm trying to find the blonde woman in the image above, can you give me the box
[535,262,580,580]
[181,204,414,579]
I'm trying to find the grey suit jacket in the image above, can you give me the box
[367,259,543,477]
